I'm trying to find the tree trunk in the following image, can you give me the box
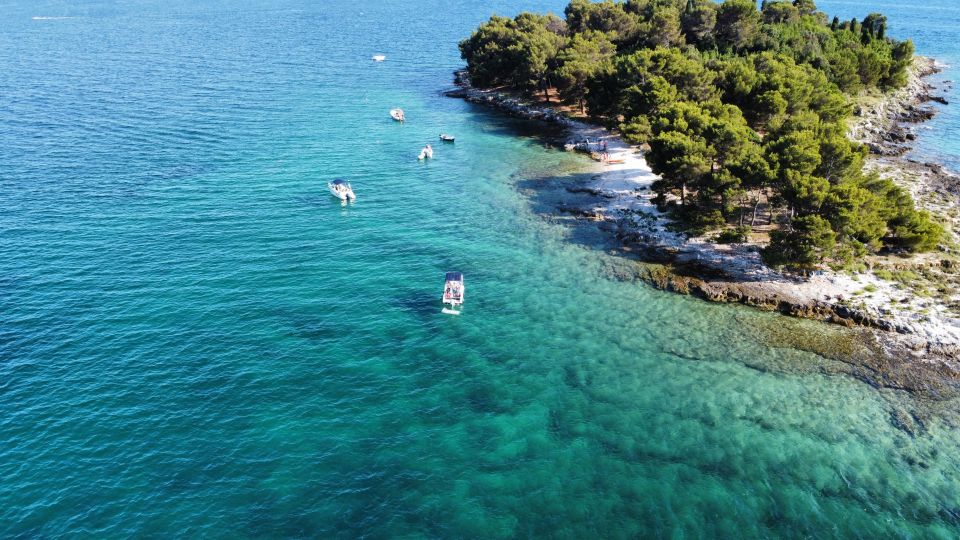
[580,98,585,114]
[767,191,774,225]
[751,193,761,227]
[681,183,686,207]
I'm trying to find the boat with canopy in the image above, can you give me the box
[327,178,356,201]
[441,272,464,315]
[418,144,434,160]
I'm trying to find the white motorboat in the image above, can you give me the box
[417,144,434,160]
[327,179,356,201]
[390,108,405,122]
[372,54,386,62]
[441,272,464,314]
[439,134,455,142]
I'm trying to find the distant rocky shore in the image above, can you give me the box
[446,58,960,398]
[850,56,945,157]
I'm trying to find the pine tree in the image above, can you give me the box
[877,22,886,40]
[850,18,859,34]
[831,16,839,31]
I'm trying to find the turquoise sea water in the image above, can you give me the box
[3,1,960,537]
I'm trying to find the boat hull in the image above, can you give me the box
[328,183,355,201]
[441,266,464,319]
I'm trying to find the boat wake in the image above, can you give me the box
[32,16,74,20]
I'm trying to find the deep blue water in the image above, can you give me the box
[2,1,960,537]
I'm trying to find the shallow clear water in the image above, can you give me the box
[2,1,960,537]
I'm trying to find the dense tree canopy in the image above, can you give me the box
[460,0,942,269]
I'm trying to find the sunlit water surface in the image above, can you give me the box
[2,0,960,537]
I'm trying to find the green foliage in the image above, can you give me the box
[461,1,936,268]
[715,0,760,52]
[888,209,944,252]
[565,0,641,46]
[647,130,711,206]
[681,0,717,46]
[873,268,894,281]
[556,31,617,112]
[762,2,799,25]
[793,0,818,17]
[762,215,836,269]
[459,14,565,93]
[890,269,921,284]
[714,226,751,243]
[822,181,886,250]
[647,7,684,48]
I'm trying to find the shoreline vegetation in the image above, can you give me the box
[448,0,960,384]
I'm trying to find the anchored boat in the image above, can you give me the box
[417,144,434,160]
[441,272,464,315]
[372,54,386,62]
[327,179,356,201]
[439,134,455,142]
[390,108,405,122]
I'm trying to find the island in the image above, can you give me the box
[449,0,960,382]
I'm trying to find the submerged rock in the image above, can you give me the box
[891,408,925,437]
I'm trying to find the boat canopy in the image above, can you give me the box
[445,272,463,282]
[331,179,347,186]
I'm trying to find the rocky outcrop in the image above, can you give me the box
[565,186,615,198]
[446,70,580,128]
[850,56,945,156]
[614,260,960,401]
[626,262,909,333]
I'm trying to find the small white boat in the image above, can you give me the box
[372,54,386,62]
[439,134,455,142]
[441,272,464,314]
[417,144,434,160]
[327,178,356,201]
[390,108,405,122]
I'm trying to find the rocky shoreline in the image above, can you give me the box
[849,56,945,156]
[446,59,960,398]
